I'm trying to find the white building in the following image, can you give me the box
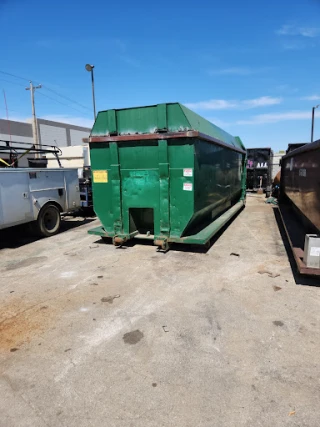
[272,151,285,180]
[0,117,91,168]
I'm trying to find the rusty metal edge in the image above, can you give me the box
[89,131,246,155]
[278,205,320,276]
[282,138,320,160]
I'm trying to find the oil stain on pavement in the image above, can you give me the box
[123,330,144,345]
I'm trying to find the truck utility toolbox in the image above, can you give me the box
[0,168,80,236]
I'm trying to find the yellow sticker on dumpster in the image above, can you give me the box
[93,170,108,183]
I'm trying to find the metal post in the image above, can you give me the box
[91,68,96,120]
[85,64,96,121]
[26,81,42,158]
[311,107,315,143]
[311,104,319,143]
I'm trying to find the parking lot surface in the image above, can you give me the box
[0,195,319,427]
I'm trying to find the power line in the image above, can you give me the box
[0,107,18,112]
[0,69,92,116]
[37,91,92,116]
[0,70,31,82]
[42,86,91,112]
[0,78,26,88]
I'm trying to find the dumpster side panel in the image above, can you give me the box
[90,143,114,234]
[168,140,195,237]
[281,140,320,231]
[185,139,243,234]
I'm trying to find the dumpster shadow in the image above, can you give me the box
[172,206,244,254]
[273,207,320,287]
[93,207,244,255]
[70,208,96,218]
[93,238,155,250]
[0,218,95,250]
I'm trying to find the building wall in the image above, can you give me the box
[35,118,90,147]
[0,118,90,168]
[46,145,86,170]
[0,120,34,167]
[0,119,33,142]
[39,123,68,147]
[0,118,90,148]
[272,151,285,180]
[70,129,90,146]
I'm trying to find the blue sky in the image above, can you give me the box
[1,0,320,151]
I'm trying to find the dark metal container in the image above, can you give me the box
[286,143,307,154]
[280,139,320,232]
[246,148,273,194]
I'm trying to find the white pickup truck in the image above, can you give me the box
[0,168,80,237]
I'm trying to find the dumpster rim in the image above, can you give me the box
[89,131,246,155]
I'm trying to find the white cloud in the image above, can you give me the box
[0,115,29,123]
[113,38,127,52]
[186,100,237,110]
[301,95,320,101]
[276,24,320,38]
[205,117,231,128]
[282,41,307,50]
[208,67,271,76]
[41,115,93,128]
[185,96,282,111]
[118,55,140,67]
[299,28,320,38]
[275,85,299,94]
[236,110,320,125]
[209,67,253,76]
[242,97,282,108]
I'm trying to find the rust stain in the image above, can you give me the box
[0,297,53,352]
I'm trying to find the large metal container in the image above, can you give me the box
[88,103,246,249]
[246,148,273,194]
[280,139,320,232]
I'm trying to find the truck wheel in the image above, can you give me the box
[37,204,61,237]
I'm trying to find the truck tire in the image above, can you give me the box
[36,204,61,237]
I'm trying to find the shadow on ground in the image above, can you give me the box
[0,218,95,250]
[273,207,320,287]
[93,206,245,255]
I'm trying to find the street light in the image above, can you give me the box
[85,64,96,120]
[311,104,319,143]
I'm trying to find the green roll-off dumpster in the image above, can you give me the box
[88,103,246,250]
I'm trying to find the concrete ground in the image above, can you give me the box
[0,194,319,427]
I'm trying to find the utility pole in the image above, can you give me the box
[26,81,42,157]
[311,104,319,143]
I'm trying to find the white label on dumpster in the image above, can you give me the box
[183,183,193,191]
[183,168,193,177]
[310,247,320,257]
